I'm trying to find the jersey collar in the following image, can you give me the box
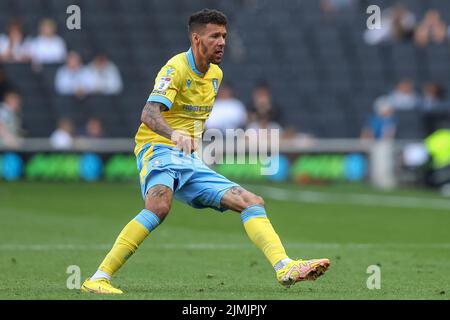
[186,47,209,76]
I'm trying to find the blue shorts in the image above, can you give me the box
[136,144,239,212]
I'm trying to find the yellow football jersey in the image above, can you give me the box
[134,48,223,156]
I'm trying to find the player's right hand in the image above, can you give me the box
[171,130,197,156]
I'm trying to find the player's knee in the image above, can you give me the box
[243,193,265,209]
[250,195,265,207]
[145,185,173,221]
[145,201,171,221]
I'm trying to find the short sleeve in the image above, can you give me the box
[147,64,181,109]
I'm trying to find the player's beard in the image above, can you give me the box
[213,53,222,64]
[200,41,221,65]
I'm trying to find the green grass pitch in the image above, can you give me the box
[0,181,449,300]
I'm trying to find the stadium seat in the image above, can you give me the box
[395,111,426,140]
[2,0,448,139]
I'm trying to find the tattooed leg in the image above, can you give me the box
[220,186,265,213]
[145,184,173,221]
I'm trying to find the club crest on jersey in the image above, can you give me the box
[166,67,175,76]
[153,160,161,167]
[212,79,219,94]
[186,79,192,89]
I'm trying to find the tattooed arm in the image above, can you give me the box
[140,102,197,155]
[141,102,173,140]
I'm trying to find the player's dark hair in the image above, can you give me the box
[188,9,227,33]
[4,89,21,97]
[254,80,270,91]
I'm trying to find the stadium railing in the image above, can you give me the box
[0,137,423,189]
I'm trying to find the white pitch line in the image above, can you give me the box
[0,242,449,251]
[246,185,450,212]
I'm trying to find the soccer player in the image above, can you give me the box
[81,9,330,294]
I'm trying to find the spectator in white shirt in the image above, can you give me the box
[85,54,123,95]
[29,19,67,66]
[0,90,23,147]
[387,79,419,111]
[364,3,416,45]
[50,118,75,150]
[55,51,90,98]
[205,82,247,133]
[0,18,32,63]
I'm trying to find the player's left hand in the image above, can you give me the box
[171,130,198,156]
[191,138,199,153]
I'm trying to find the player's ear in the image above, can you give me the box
[191,32,200,45]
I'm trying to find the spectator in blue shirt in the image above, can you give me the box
[361,96,397,141]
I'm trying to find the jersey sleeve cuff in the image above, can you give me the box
[148,95,173,109]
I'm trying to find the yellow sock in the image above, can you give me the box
[96,209,160,277]
[241,205,289,267]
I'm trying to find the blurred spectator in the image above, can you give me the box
[84,53,123,95]
[246,113,283,146]
[0,18,31,63]
[247,82,282,126]
[50,118,75,150]
[320,0,355,15]
[205,82,247,133]
[390,3,417,42]
[0,67,14,100]
[80,117,104,138]
[86,54,123,94]
[364,3,416,45]
[387,79,419,111]
[414,10,448,47]
[246,82,283,142]
[281,126,299,140]
[55,51,90,98]
[361,96,397,141]
[247,114,282,131]
[423,129,450,188]
[419,83,449,135]
[29,19,67,66]
[420,82,446,112]
[0,90,23,147]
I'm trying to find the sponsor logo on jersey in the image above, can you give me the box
[183,105,213,113]
[156,77,172,92]
[151,90,167,95]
